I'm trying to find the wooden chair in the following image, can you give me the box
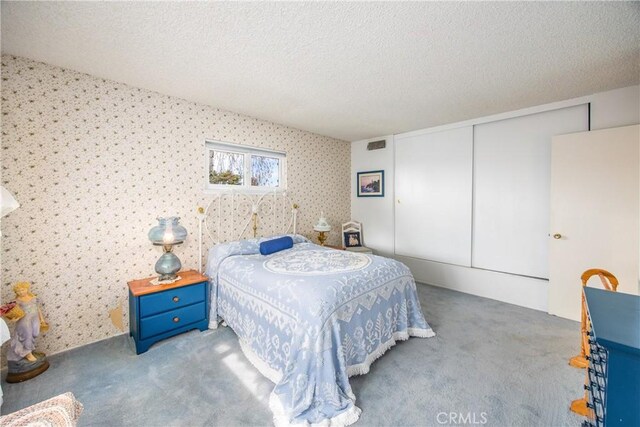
[569,268,618,418]
[569,269,619,369]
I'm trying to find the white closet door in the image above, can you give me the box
[395,126,473,266]
[472,105,589,278]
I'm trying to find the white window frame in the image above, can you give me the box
[204,140,287,193]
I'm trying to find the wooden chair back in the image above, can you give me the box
[569,268,619,417]
[570,269,618,369]
[580,268,619,291]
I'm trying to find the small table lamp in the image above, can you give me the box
[148,217,187,281]
[313,212,331,246]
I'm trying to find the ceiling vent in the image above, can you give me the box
[367,140,386,150]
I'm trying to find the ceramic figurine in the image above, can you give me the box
[3,282,50,382]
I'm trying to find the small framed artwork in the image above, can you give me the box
[344,231,362,248]
[357,170,384,197]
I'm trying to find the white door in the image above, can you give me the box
[548,125,639,321]
[395,126,473,266]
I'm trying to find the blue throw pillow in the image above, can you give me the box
[260,236,294,255]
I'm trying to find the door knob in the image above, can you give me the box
[553,233,562,239]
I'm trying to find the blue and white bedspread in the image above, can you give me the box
[205,235,435,426]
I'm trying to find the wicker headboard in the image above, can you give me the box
[197,191,298,271]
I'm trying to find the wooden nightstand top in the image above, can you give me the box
[324,245,345,250]
[128,270,208,297]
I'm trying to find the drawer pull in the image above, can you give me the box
[173,317,180,323]
[172,296,180,303]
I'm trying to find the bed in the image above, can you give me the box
[199,192,435,426]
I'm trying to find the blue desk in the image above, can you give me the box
[584,287,640,427]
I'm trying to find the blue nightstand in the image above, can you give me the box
[128,270,209,354]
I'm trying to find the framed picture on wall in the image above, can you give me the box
[357,170,384,197]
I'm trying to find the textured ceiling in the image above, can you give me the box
[2,2,639,141]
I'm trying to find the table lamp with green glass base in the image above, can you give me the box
[148,217,187,281]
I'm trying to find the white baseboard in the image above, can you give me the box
[395,255,549,312]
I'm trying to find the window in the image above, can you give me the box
[209,150,244,186]
[251,154,280,187]
[205,141,286,192]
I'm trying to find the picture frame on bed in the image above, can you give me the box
[357,170,384,197]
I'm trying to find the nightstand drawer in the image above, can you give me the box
[139,282,206,317]
[140,302,206,340]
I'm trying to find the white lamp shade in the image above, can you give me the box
[313,212,331,232]
[1,186,20,217]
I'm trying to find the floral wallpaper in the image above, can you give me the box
[0,55,350,356]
